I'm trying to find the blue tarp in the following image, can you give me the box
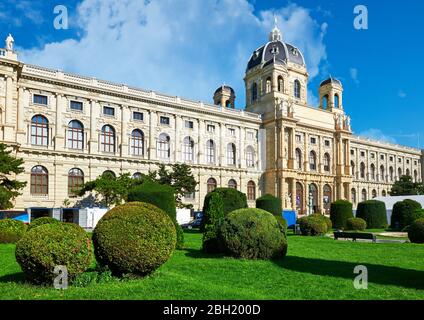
[282,210,297,228]
[12,214,30,224]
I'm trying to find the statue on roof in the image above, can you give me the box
[5,34,14,51]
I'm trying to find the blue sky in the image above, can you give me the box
[1,0,423,148]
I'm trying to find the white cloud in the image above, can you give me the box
[358,129,397,144]
[398,90,407,98]
[350,67,359,84]
[18,0,328,106]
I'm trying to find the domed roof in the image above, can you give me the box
[320,76,342,87]
[246,21,305,72]
[214,85,235,95]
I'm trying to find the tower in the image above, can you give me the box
[213,85,235,108]
[319,76,343,112]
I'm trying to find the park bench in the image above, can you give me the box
[334,231,377,243]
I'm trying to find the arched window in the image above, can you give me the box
[406,168,410,177]
[131,129,144,156]
[102,170,116,178]
[324,153,331,172]
[207,178,217,193]
[382,190,387,197]
[251,82,258,102]
[414,170,418,183]
[309,151,317,171]
[67,120,84,150]
[247,181,256,201]
[334,94,340,108]
[183,136,194,162]
[133,172,142,179]
[351,161,356,177]
[370,164,376,180]
[361,189,367,202]
[228,179,237,189]
[296,182,304,213]
[360,162,366,179]
[322,95,329,109]
[227,143,236,166]
[389,167,394,181]
[31,166,48,195]
[266,77,272,94]
[323,184,332,213]
[100,125,115,153]
[294,80,301,99]
[68,168,84,197]
[295,149,302,170]
[31,115,49,146]
[398,168,402,180]
[380,165,385,182]
[278,76,284,92]
[372,189,377,198]
[351,188,357,205]
[246,146,255,168]
[206,140,215,164]
[157,133,171,159]
[309,184,318,212]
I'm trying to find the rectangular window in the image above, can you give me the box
[33,94,48,105]
[247,132,254,140]
[103,106,115,116]
[184,192,195,200]
[133,111,144,121]
[160,116,170,125]
[350,150,355,155]
[310,137,316,144]
[390,156,394,162]
[228,128,235,136]
[185,120,194,129]
[380,155,385,160]
[295,134,301,142]
[324,140,330,147]
[361,151,365,157]
[398,158,402,163]
[207,125,215,133]
[406,159,410,164]
[371,153,375,159]
[70,100,83,111]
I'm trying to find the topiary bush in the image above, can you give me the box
[311,213,332,231]
[297,216,328,236]
[256,194,282,216]
[275,215,288,236]
[203,188,248,217]
[202,192,225,253]
[346,217,367,231]
[15,222,92,284]
[219,208,287,260]
[93,202,176,277]
[408,218,424,244]
[0,219,27,243]
[27,216,60,231]
[330,200,353,230]
[356,200,388,229]
[128,180,184,249]
[391,200,423,229]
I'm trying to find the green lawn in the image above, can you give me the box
[0,230,423,300]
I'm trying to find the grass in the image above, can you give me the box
[0,230,423,300]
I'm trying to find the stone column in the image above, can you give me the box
[175,115,182,162]
[304,132,309,171]
[219,124,225,166]
[4,75,15,139]
[288,127,296,169]
[149,111,157,160]
[120,105,129,157]
[290,178,296,212]
[89,99,98,154]
[198,120,205,164]
[55,93,64,150]
[16,86,26,144]
[239,126,245,168]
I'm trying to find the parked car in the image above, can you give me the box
[181,217,202,229]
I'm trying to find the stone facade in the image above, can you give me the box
[0,27,422,213]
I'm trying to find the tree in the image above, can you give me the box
[150,164,198,208]
[390,175,424,196]
[78,172,140,207]
[0,143,26,209]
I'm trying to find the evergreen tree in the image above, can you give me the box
[0,143,26,209]
[390,175,423,196]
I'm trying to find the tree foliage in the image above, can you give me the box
[390,175,424,196]
[0,143,26,209]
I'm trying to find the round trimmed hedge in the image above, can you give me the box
[128,180,184,249]
[219,208,287,260]
[310,213,332,231]
[0,219,27,243]
[346,217,367,231]
[28,217,60,231]
[202,192,225,253]
[408,218,424,244]
[298,216,328,236]
[15,222,92,284]
[93,202,176,277]
[356,200,388,229]
[203,188,248,217]
[275,215,288,236]
[256,194,282,216]
[391,200,423,229]
[330,200,353,230]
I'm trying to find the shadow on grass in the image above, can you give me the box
[184,248,225,259]
[0,271,26,284]
[275,255,424,290]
